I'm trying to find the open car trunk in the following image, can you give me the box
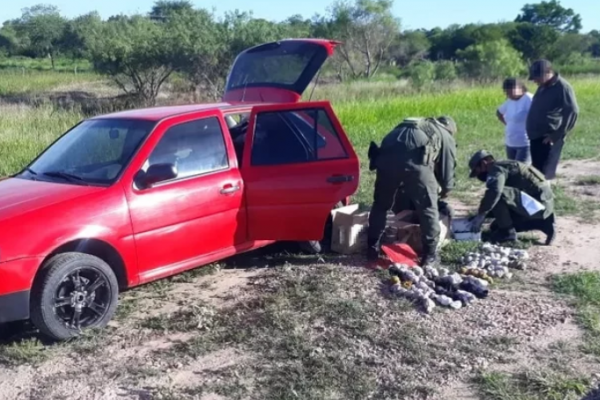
[222,39,339,104]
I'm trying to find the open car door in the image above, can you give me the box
[240,101,359,241]
[222,39,339,104]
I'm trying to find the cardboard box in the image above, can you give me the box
[386,210,450,253]
[331,204,370,254]
[451,217,481,241]
[330,205,452,255]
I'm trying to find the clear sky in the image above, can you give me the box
[1,0,598,33]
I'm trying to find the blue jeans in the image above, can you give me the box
[506,145,531,164]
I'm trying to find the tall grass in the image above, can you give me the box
[0,105,82,176]
[312,77,600,205]
[0,56,92,73]
[1,73,599,207]
[0,70,100,96]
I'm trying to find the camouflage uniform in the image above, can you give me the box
[367,116,457,262]
[476,160,554,233]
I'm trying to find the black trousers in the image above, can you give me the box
[530,136,565,180]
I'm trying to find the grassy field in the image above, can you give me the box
[2,72,599,207]
[2,71,600,399]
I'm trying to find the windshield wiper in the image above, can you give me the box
[43,171,89,185]
[25,167,38,175]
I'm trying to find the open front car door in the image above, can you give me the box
[240,101,359,241]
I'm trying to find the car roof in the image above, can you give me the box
[88,102,271,122]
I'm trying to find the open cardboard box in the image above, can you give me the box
[330,204,451,255]
[330,204,370,254]
[385,210,450,253]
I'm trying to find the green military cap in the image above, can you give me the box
[436,115,457,135]
[468,150,492,177]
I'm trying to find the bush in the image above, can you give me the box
[456,39,527,81]
[434,60,458,81]
[406,60,435,88]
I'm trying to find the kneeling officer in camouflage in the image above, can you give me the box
[367,116,458,266]
[467,150,555,245]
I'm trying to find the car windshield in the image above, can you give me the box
[24,118,156,186]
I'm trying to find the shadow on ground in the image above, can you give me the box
[0,242,354,347]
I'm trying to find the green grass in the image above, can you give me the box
[0,70,100,97]
[313,76,600,207]
[553,184,600,220]
[1,73,600,207]
[552,272,600,356]
[0,56,92,73]
[475,369,590,400]
[576,175,600,186]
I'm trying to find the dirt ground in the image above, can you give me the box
[2,160,600,400]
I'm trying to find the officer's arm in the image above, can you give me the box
[549,83,579,142]
[477,169,506,215]
[436,133,457,193]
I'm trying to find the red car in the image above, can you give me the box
[0,39,359,340]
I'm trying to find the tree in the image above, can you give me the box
[588,30,600,57]
[12,4,67,69]
[515,0,582,33]
[456,39,526,81]
[149,0,194,21]
[87,15,180,105]
[549,33,594,63]
[405,60,435,87]
[283,14,313,38]
[427,23,517,60]
[328,0,400,79]
[219,10,285,65]
[508,23,559,61]
[0,23,19,56]
[60,12,103,60]
[165,9,226,100]
[389,30,430,66]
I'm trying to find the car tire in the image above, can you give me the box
[298,201,344,254]
[30,253,119,341]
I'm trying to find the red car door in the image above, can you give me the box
[122,112,245,281]
[240,101,359,241]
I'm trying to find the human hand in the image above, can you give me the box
[542,136,553,145]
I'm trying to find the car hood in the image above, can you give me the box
[0,177,105,222]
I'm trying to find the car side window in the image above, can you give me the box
[145,117,228,180]
[251,108,348,166]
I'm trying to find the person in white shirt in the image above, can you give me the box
[496,78,533,164]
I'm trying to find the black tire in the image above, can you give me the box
[298,201,344,254]
[30,253,119,341]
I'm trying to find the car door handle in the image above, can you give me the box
[220,184,240,194]
[327,175,354,183]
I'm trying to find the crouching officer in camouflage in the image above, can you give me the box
[366,116,458,266]
[467,150,556,245]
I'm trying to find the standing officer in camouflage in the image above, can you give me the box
[467,150,555,245]
[366,116,457,266]
[526,59,579,181]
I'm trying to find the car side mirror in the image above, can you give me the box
[135,163,177,189]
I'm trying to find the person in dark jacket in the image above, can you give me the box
[366,116,457,266]
[467,150,556,245]
[526,59,579,181]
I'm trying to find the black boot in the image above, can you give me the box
[420,251,439,267]
[367,237,380,261]
[490,227,518,244]
[540,214,556,246]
